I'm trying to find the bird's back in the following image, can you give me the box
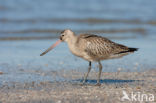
[75,34,137,61]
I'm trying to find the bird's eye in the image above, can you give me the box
[62,35,64,37]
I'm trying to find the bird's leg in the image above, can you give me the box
[96,61,102,86]
[82,61,91,84]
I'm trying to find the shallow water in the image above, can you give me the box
[0,0,156,83]
[1,0,156,38]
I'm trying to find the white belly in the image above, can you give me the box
[68,43,82,57]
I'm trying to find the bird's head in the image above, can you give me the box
[40,29,74,56]
[60,29,74,42]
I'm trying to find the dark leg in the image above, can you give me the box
[96,61,102,86]
[82,61,91,84]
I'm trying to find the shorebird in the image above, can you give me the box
[40,29,138,85]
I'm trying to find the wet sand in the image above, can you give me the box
[0,69,156,103]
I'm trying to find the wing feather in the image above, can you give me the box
[79,34,129,59]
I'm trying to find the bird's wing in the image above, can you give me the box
[79,34,129,58]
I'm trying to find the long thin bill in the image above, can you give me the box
[40,40,61,56]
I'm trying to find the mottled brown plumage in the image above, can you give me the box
[76,34,132,61]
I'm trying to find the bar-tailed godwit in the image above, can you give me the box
[40,29,138,85]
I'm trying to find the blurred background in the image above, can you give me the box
[0,0,156,83]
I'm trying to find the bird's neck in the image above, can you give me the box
[67,33,77,44]
[66,34,81,56]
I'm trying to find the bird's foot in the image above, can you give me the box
[95,83,101,86]
[80,82,86,86]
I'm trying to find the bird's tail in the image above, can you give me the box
[115,47,138,54]
[128,48,138,52]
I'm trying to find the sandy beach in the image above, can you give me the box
[0,69,156,103]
